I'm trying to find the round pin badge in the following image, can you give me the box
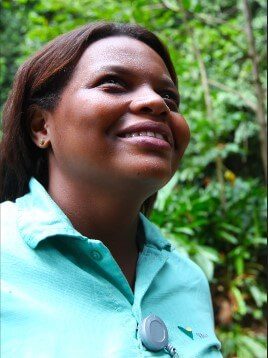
[139,314,169,351]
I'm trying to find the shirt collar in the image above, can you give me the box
[16,177,171,252]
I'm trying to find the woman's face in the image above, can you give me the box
[42,36,190,193]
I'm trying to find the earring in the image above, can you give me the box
[39,139,46,147]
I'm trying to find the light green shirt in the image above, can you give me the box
[1,178,222,357]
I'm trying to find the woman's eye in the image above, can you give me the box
[162,92,179,111]
[98,76,125,89]
[163,93,171,99]
[103,79,119,85]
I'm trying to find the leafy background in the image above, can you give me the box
[0,0,267,356]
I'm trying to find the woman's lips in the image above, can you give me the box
[115,121,175,148]
[117,135,172,150]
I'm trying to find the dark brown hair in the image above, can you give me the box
[0,21,177,215]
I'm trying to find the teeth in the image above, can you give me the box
[122,131,165,140]
[146,131,156,138]
[155,133,164,140]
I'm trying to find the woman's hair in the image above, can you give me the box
[0,21,177,215]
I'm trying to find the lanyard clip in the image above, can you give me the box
[139,314,179,357]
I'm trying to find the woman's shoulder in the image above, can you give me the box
[0,200,20,249]
[170,247,206,275]
[1,200,17,227]
[142,215,209,284]
[169,246,210,288]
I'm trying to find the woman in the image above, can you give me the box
[0,22,222,357]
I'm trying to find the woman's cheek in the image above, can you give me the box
[75,98,124,129]
[171,113,190,159]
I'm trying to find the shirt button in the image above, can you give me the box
[90,250,103,261]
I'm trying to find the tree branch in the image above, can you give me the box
[208,79,257,112]
[195,13,241,31]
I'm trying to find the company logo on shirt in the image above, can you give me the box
[178,326,194,340]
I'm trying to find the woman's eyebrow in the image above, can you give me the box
[97,65,133,76]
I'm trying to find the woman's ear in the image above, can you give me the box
[29,106,51,149]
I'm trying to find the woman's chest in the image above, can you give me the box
[2,256,221,358]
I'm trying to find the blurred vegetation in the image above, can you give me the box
[0,0,267,356]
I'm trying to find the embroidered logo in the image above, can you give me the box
[196,332,208,339]
[177,326,194,340]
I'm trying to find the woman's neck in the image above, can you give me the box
[48,169,148,288]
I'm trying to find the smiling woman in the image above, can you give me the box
[0,22,221,357]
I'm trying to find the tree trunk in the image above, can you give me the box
[177,0,226,210]
[242,0,267,182]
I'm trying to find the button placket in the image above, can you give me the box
[133,246,170,321]
[85,238,136,304]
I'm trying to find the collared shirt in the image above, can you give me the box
[1,178,222,357]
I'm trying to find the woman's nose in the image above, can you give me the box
[129,90,170,117]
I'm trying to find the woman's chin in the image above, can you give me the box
[123,162,174,188]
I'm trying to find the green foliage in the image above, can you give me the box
[0,0,267,356]
[218,325,266,358]
[152,176,267,357]
[152,178,266,316]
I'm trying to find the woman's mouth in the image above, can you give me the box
[117,131,171,150]
[115,121,175,151]
[121,130,166,141]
